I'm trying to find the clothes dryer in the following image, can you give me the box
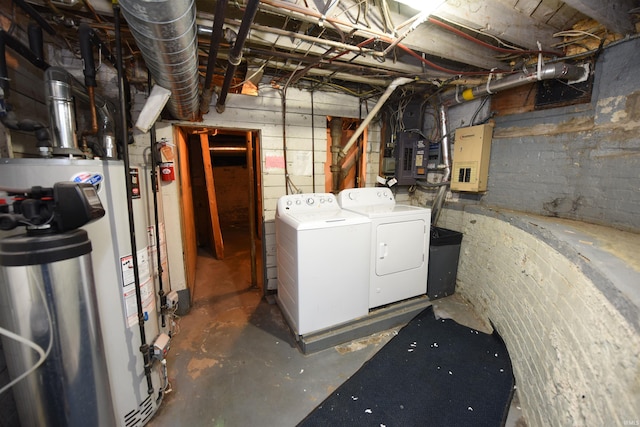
[275,193,371,336]
[338,187,430,309]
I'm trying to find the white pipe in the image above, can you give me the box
[338,77,414,159]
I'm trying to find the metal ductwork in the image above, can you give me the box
[45,67,118,158]
[119,0,200,121]
[444,62,588,106]
[430,104,452,226]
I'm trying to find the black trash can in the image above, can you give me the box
[427,227,463,300]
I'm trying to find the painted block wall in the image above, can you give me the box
[475,37,640,232]
[128,123,188,295]
[437,207,640,427]
[130,86,381,291]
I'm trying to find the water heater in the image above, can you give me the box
[0,159,167,426]
[450,123,494,192]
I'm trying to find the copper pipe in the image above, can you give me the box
[80,85,99,156]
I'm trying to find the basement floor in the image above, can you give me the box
[147,225,525,427]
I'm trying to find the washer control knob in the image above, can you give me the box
[306,197,315,205]
[327,197,334,203]
[286,200,293,206]
[295,200,302,205]
[348,191,358,200]
[319,197,325,203]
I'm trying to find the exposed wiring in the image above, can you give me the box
[301,77,378,97]
[0,270,53,395]
[470,96,490,126]
[230,60,269,89]
[428,17,562,57]
[432,15,525,51]
[553,29,602,42]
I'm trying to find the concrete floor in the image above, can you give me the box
[147,225,525,427]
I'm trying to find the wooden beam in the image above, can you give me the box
[561,0,636,34]
[200,133,225,260]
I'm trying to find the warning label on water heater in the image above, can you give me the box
[121,248,156,327]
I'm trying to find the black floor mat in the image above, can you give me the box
[298,306,514,427]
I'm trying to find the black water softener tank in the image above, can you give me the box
[0,182,116,426]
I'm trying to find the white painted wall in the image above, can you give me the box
[129,84,382,292]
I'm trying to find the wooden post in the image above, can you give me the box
[200,133,224,259]
[246,131,258,288]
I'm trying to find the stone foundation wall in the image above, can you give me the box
[438,207,640,426]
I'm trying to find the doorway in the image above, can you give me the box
[176,126,263,302]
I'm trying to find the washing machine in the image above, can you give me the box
[275,193,371,336]
[338,187,431,309]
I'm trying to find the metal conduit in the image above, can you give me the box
[430,104,452,226]
[119,0,200,121]
[444,62,587,106]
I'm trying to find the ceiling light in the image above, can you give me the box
[135,85,171,133]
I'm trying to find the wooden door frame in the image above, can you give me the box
[175,125,264,291]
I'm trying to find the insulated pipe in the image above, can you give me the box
[149,126,166,328]
[215,0,260,114]
[27,23,44,62]
[79,24,99,155]
[79,24,97,88]
[338,77,413,159]
[12,0,56,36]
[200,0,228,115]
[443,62,587,106]
[113,3,154,395]
[430,104,452,226]
[119,0,200,121]
[0,30,48,73]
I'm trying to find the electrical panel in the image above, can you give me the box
[450,123,493,192]
[394,131,428,185]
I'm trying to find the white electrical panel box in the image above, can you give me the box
[450,123,494,192]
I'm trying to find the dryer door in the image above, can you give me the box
[375,219,427,276]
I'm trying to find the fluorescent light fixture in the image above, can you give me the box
[396,0,445,14]
[135,85,172,133]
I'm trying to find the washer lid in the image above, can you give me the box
[344,203,431,219]
[282,209,371,230]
